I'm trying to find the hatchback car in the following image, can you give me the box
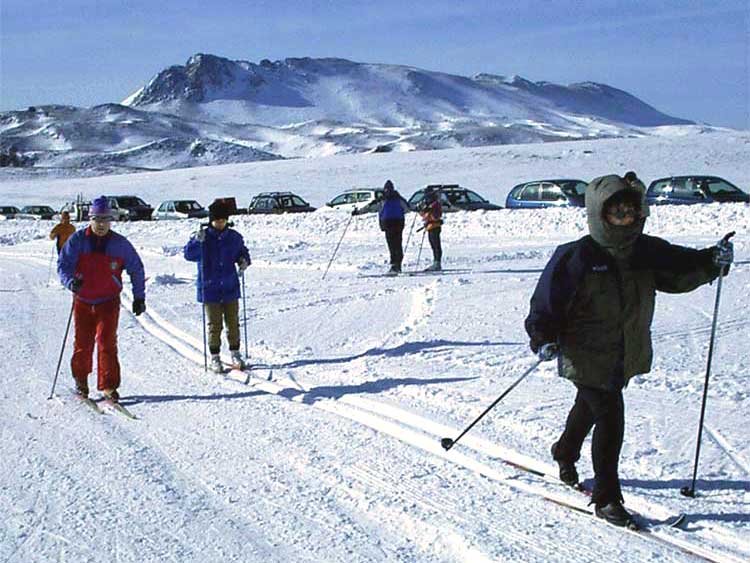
[247,192,315,214]
[0,206,21,220]
[408,184,502,212]
[505,179,587,209]
[325,189,384,214]
[646,176,749,205]
[153,200,208,220]
[18,205,56,220]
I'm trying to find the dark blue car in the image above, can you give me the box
[646,176,749,205]
[505,179,587,209]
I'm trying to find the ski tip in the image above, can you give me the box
[668,513,688,529]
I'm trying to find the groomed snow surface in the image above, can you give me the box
[1,131,749,562]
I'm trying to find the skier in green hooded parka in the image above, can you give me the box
[525,172,734,527]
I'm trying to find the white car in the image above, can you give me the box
[152,200,209,220]
[324,188,384,214]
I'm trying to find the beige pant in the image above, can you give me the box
[205,301,240,354]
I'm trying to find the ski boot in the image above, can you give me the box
[424,260,441,272]
[210,354,224,374]
[551,441,579,487]
[595,500,635,528]
[385,265,400,277]
[102,389,120,403]
[74,376,89,399]
[230,350,246,370]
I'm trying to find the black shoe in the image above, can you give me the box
[595,501,634,528]
[551,441,579,487]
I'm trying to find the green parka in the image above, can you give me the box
[525,175,722,391]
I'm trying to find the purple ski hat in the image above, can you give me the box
[90,196,112,218]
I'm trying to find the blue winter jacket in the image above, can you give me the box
[184,227,251,303]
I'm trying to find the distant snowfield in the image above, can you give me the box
[1,132,749,562]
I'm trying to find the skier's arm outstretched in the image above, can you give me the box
[642,235,724,293]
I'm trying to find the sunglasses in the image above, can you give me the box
[90,215,113,222]
[605,206,640,220]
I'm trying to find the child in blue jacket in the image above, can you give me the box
[184,200,251,373]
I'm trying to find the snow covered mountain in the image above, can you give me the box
[1,54,698,176]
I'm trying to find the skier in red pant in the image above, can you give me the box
[57,196,146,402]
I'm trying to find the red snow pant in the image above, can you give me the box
[71,297,121,391]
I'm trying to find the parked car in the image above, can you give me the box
[17,205,56,220]
[505,179,587,209]
[646,176,750,205]
[325,188,384,214]
[0,206,21,220]
[247,192,316,214]
[60,199,91,222]
[408,184,502,211]
[153,200,209,220]
[105,195,153,221]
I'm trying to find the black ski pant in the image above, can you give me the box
[382,219,405,268]
[553,385,625,506]
[428,227,442,263]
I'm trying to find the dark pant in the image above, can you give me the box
[383,220,404,268]
[205,301,241,354]
[71,297,121,391]
[428,227,442,262]
[553,385,625,505]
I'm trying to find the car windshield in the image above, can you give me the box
[1,207,16,213]
[690,177,743,196]
[291,196,307,206]
[117,197,147,207]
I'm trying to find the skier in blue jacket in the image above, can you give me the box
[378,180,411,274]
[184,200,251,373]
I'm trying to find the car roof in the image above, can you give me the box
[255,192,297,197]
[650,175,723,183]
[341,188,382,193]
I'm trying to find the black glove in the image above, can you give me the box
[69,278,83,293]
[132,299,146,316]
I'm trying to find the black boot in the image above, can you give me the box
[551,441,579,487]
[595,501,635,528]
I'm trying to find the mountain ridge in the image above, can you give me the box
[0,53,700,176]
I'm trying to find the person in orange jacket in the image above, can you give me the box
[419,187,443,271]
[49,211,76,254]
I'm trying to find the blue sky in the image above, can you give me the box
[1,1,747,128]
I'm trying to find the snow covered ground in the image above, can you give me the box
[1,131,749,562]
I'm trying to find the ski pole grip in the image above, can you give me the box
[721,231,735,244]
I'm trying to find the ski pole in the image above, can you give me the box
[322,210,356,280]
[415,228,426,271]
[200,229,208,372]
[681,231,735,498]
[241,269,248,360]
[403,211,419,260]
[48,298,75,399]
[441,359,542,451]
[47,245,55,286]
